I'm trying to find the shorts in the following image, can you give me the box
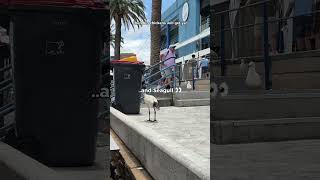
[202,66,208,73]
[294,15,312,38]
[164,67,173,78]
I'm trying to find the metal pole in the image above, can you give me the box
[220,14,226,76]
[192,66,195,90]
[0,45,5,128]
[179,63,181,86]
[263,2,272,90]
[166,24,170,48]
[173,66,176,89]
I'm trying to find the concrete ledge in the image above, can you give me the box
[110,107,209,180]
[111,129,153,180]
[212,117,320,144]
[0,142,65,180]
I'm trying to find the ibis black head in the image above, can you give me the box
[153,102,160,110]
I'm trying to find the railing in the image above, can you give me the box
[213,0,271,90]
[143,56,177,91]
[0,47,15,140]
[201,17,210,32]
[213,0,320,90]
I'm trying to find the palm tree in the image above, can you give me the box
[110,0,147,60]
[110,23,123,48]
[149,0,162,83]
[150,0,162,65]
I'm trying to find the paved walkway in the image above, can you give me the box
[212,140,320,180]
[129,106,210,160]
[126,106,210,179]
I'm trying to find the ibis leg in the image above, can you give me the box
[154,108,157,122]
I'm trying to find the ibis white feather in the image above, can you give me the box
[143,94,160,122]
[245,61,262,89]
[186,81,192,89]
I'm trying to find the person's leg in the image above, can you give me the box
[297,36,305,51]
[153,107,157,121]
[201,67,204,79]
[164,68,169,86]
[304,16,313,50]
[296,16,306,51]
[167,68,172,87]
[314,8,320,49]
[268,17,278,55]
[203,67,209,79]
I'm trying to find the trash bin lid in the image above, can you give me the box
[0,0,106,8]
[111,60,144,65]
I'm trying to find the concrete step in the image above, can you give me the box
[147,92,173,98]
[141,98,172,107]
[157,98,172,107]
[174,98,210,107]
[212,117,320,144]
[195,84,210,91]
[213,92,320,120]
[195,79,210,85]
[179,85,193,91]
[174,91,210,100]
[178,80,209,91]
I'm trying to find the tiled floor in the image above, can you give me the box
[212,140,320,180]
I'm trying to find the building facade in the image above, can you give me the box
[161,0,210,64]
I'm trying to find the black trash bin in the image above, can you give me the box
[113,63,145,114]
[9,1,108,166]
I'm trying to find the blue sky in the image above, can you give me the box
[110,0,176,65]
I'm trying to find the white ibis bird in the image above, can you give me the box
[186,81,192,89]
[143,94,160,122]
[245,61,262,89]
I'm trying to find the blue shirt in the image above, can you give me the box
[200,58,209,67]
[295,0,313,16]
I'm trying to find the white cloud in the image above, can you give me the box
[110,24,151,65]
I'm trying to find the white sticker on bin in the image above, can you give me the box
[123,73,131,79]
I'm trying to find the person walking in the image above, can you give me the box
[246,0,279,55]
[285,0,314,51]
[189,54,197,80]
[159,45,176,89]
[200,55,209,79]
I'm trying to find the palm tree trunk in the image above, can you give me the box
[150,0,162,82]
[150,0,162,65]
[114,15,121,60]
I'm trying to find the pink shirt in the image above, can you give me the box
[162,49,176,67]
